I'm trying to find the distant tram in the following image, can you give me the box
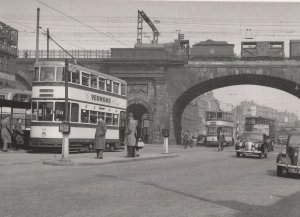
[30,61,127,152]
[205,111,234,146]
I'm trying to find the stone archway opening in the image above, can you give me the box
[127,103,150,143]
[173,74,300,144]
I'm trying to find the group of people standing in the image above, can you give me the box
[1,115,24,152]
[93,112,142,159]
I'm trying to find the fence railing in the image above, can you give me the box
[18,49,111,59]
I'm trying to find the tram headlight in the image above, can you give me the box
[42,132,46,137]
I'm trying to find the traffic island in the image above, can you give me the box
[43,153,179,166]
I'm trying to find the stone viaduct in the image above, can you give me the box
[17,58,300,143]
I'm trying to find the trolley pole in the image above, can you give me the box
[47,28,50,59]
[61,59,70,160]
[35,8,40,62]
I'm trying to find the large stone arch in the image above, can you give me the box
[166,62,300,144]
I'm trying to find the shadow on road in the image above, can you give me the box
[96,173,300,217]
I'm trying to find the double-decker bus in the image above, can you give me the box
[205,111,234,146]
[30,61,127,152]
[244,116,275,151]
[0,88,31,147]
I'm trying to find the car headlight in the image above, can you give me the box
[281,149,286,155]
[255,143,259,148]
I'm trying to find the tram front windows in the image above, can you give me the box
[38,102,54,121]
[40,67,55,82]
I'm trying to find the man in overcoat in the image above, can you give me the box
[124,112,137,157]
[1,115,12,152]
[14,118,24,150]
[94,118,107,159]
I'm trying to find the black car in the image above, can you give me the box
[276,132,300,177]
[236,132,268,159]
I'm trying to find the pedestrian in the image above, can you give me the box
[13,118,24,150]
[183,130,189,149]
[1,115,12,152]
[124,112,137,157]
[135,120,141,157]
[94,117,107,159]
[218,130,225,151]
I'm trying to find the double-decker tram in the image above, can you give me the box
[205,111,234,146]
[30,61,127,152]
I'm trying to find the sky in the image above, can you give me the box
[2,0,300,117]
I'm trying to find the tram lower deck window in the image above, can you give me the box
[38,102,53,121]
[106,113,112,125]
[81,109,89,123]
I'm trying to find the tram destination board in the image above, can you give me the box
[59,122,71,134]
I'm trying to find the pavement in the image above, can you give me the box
[0,144,179,166]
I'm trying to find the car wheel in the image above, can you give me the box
[236,152,240,157]
[277,166,283,177]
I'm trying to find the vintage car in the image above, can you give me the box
[236,132,268,158]
[276,132,300,177]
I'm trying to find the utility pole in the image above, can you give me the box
[35,8,40,62]
[47,28,50,59]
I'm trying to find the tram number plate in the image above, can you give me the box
[59,123,71,134]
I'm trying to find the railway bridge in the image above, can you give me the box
[17,57,300,143]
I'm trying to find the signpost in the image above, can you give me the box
[162,129,170,154]
[61,59,71,160]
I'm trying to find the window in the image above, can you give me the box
[113,114,119,126]
[34,67,39,81]
[71,103,79,122]
[81,72,90,86]
[113,82,119,94]
[121,84,126,96]
[13,94,19,101]
[20,94,30,102]
[81,109,89,123]
[98,77,105,90]
[32,101,37,121]
[54,102,65,121]
[91,74,97,88]
[217,112,223,119]
[56,67,65,81]
[38,102,53,121]
[105,113,112,125]
[40,67,55,81]
[90,111,97,124]
[120,111,126,127]
[71,70,80,84]
[98,112,105,121]
[106,80,112,92]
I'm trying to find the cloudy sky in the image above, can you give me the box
[2,0,300,117]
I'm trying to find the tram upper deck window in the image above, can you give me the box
[56,67,65,81]
[98,77,105,90]
[0,94,6,100]
[81,72,90,86]
[217,112,223,119]
[38,102,53,121]
[106,80,112,92]
[121,84,126,96]
[40,67,55,82]
[91,74,97,89]
[71,70,80,84]
[113,82,119,94]
[34,67,39,81]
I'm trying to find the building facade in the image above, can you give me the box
[0,21,18,89]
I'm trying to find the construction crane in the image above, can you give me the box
[137,10,160,44]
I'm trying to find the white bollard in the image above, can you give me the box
[163,137,169,154]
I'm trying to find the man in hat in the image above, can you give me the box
[124,112,137,157]
[1,115,12,152]
[94,117,107,159]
